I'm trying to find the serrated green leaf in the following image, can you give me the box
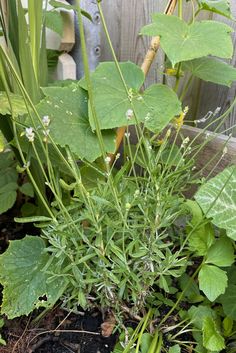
[183,57,236,87]
[141,14,233,66]
[206,237,234,267]
[218,285,236,320]
[45,10,63,36]
[37,83,115,161]
[195,166,236,240]
[188,305,216,329]
[0,190,17,214]
[19,182,34,197]
[198,264,228,301]
[80,62,181,132]
[0,236,67,319]
[203,317,225,351]
[198,0,232,19]
[0,92,27,116]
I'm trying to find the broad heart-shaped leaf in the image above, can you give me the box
[206,237,234,267]
[198,264,228,302]
[183,57,236,87]
[0,236,67,319]
[141,14,233,66]
[203,317,225,351]
[37,83,115,162]
[80,62,181,132]
[0,92,27,116]
[198,0,232,19]
[195,166,236,240]
[218,284,236,320]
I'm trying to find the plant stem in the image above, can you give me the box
[178,0,183,19]
[158,261,204,327]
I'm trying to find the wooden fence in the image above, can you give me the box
[100,0,236,137]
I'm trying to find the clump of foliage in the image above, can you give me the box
[0,0,236,352]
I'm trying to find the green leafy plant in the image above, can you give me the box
[0,1,235,352]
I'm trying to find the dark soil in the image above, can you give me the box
[0,307,117,353]
[0,213,118,353]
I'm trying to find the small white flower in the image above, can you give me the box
[23,161,30,169]
[186,146,192,153]
[223,146,228,156]
[25,127,35,142]
[105,156,111,164]
[214,107,221,115]
[183,106,189,115]
[42,115,50,127]
[115,153,120,160]
[43,129,50,136]
[180,136,190,148]
[126,109,134,120]
[124,132,130,138]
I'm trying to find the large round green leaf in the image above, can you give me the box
[141,14,233,66]
[37,83,115,162]
[80,62,181,132]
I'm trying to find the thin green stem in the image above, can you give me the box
[158,260,204,327]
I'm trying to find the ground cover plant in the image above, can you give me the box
[0,0,236,352]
